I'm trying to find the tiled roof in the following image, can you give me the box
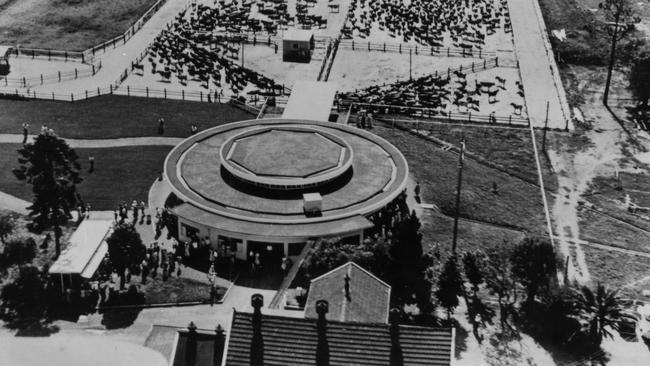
[225,311,453,366]
[304,262,391,323]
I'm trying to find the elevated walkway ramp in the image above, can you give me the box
[282,80,338,122]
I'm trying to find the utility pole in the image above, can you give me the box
[542,100,549,151]
[241,40,245,67]
[451,139,465,255]
[603,9,621,106]
[409,48,413,81]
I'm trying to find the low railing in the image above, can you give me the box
[11,47,94,64]
[338,39,497,59]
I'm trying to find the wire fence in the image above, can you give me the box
[338,39,497,59]
[10,47,95,65]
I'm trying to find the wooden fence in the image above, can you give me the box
[0,62,102,88]
[338,39,497,59]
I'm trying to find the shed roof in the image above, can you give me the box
[225,311,454,366]
[304,262,391,323]
[49,220,112,277]
[282,81,338,122]
[283,28,314,42]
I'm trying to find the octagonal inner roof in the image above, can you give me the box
[228,129,344,178]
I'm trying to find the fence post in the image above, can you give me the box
[164,88,167,99]
[97,87,100,96]
[146,87,149,98]
[509,115,512,126]
[71,93,74,102]
[399,44,401,53]
[92,65,96,75]
[110,84,113,94]
[182,90,185,100]
[447,48,450,57]
[383,43,386,52]
[81,53,85,63]
[40,74,43,85]
[58,71,61,82]
[48,50,51,61]
[127,85,130,96]
[479,49,482,59]
[415,45,418,55]
[468,112,471,123]
[352,40,354,50]
[32,50,35,59]
[200,91,203,102]
[22,77,26,87]
[86,90,88,99]
[447,68,450,78]
[496,57,499,67]
[75,68,78,79]
[52,92,55,101]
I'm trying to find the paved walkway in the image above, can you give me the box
[0,134,182,147]
[507,0,571,130]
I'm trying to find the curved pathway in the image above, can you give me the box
[0,134,183,148]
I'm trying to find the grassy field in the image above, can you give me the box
[372,124,548,234]
[0,143,171,210]
[583,245,650,301]
[398,122,558,191]
[0,0,158,50]
[0,95,254,139]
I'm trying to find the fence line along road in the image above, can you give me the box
[338,39,497,59]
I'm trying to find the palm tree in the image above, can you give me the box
[569,284,626,348]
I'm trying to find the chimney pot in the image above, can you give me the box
[316,299,329,316]
[251,293,264,309]
[188,321,197,332]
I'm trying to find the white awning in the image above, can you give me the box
[282,80,338,122]
[49,220,113,277]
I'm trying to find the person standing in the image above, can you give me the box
[157,117,165,135]
[21,122,29,144]
[88,156,95,173]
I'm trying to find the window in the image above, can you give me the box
[181,223,199,238]
[292,43,299,49]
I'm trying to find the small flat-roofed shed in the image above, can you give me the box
[49,220,113,291]
[282,81,338,122]
[282,28,314,62]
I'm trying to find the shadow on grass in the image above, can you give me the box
[99,286,145,330]
[4,317,60,337]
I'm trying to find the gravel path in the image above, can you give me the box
[0,134,182,147]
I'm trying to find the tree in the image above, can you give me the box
[13,127,82,258]
[0,213,15,243]
[0,265,48,322]
[0,236,37,269]
[106,224,146,289]
[436,256,464,320]
[510,236,557,304]
[569,284,626,349]
[629,55,650,127]
[485,242,518,332]
[462,250,484,297]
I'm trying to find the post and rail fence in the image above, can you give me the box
[337,39,497,59]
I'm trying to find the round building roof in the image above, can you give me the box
[163,119,408,239]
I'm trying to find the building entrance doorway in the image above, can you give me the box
[247,241,284,273]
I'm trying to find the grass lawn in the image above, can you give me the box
[0,95,255,139]
[0,143,171,210]
[372,123,548,234]
[399,121,558,191]
[583,245,650,301]
[0,0,158,50]
[419,210,526,257]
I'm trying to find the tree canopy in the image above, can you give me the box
[629,55,650,109]
[0,236,37,269]
[0,213,15,243]
[13,127,82,257]
[510,236,558,304]
[106,224,146,277]
[436,256,464,319]
[0,265,48,321]
[569,284,626,349]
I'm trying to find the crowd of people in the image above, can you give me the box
[343,0,511,50]
[339,70,525,116]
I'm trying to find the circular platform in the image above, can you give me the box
[220,126,353,190]
[164,119,409,234]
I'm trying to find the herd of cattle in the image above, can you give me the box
[343,0,511,50]
[339,70,525,116]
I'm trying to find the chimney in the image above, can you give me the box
[214,324,226,366]
[185,321,198,366]
[389,308,403,366]
[315,300,329,366]
[344,273,351,301]
[250,294,264,366]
